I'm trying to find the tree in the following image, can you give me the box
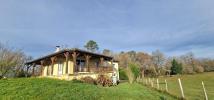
[151,50,165,75]
[84,40,99,52]
[179,52,199,74]
[0,43,29,78]
[135,52,152,77]
[170,59,182,75]
[199,58,214,72]
[102,49,112,56]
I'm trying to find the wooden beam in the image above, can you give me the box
[46,63,49,76]
[64,52,69,74]
[72,52,79,73]
[40,60,45,76]
[51,56,57,75]
[111,59,113,67]
[100,57,104,67]
[84,55,91,72]
[32,63,36,76]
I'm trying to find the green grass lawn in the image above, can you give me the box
[0,78,176,100]
[155,72,214,100]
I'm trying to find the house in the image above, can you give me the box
[25,48,119,80]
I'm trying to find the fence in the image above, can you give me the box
[141,77,209,100]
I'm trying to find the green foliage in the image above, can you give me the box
[119,68,128,80]
[126,66,135,84]
[72,79,83,83]
[170,59,182,75]
[129,63,140,79]
[0,78,176,100]
[125,63,141,84]
[84,40,99,52]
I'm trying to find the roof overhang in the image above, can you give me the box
[25,48,113,65]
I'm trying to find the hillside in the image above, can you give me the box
[158,72,214,100]
[0,78,175,100]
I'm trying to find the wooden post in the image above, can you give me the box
[165,79,168,92]
[100,57,104,66]
[64,52,69,74]
[151,80,154,87]
[99,57,104,72]
[40,60,44,76]
[145,78,148,85]
[32,63,36,76]
[178,78,185,99]
[47,65,49,76]
[51,57,56,75]
[72,52,79,73]
[202,81,208,100]
[111,59,113,67]
[25,65,30,77]
[157,78,159,89]
[32,66,35,76]
[153,78,154,83]
[85,55,91,72]
[141,68,144,78]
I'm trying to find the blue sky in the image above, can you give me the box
[0,0,214,58]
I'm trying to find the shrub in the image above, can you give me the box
[195,65,204,73]
[182,65,194,74]
[119,68,128,80]
[129,63,140,79]
[96,74,112,87]
[80,76,97,85]
[144,66,157,77]
[126,66,134,84]
[16,69,26,77]
[72,79,83,83]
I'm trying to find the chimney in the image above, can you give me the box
[55,46,60,52]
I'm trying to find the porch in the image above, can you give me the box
[25,49,115,78]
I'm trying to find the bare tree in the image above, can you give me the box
[151,50,165,75]
[0,43,28,78]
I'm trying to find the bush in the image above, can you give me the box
[144,66,157,77]
[16,69,26,77]
[125,63,141,84]
[129,63,140,79]
[119,68,128,80]
[96,74,112,87]
[72,79,83,83]
[195,65,204,73]
[80,76,97,85]
[182,65,194,74]
[126,66,134,84]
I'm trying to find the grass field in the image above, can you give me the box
[0,78,176,100]
[154,72,214,100]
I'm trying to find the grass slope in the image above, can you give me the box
[0,78,175,100]
[158,72,214,100]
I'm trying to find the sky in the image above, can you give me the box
[0,0,214,58]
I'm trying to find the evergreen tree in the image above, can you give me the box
[170,59,182,75]
[84,40,99,52]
